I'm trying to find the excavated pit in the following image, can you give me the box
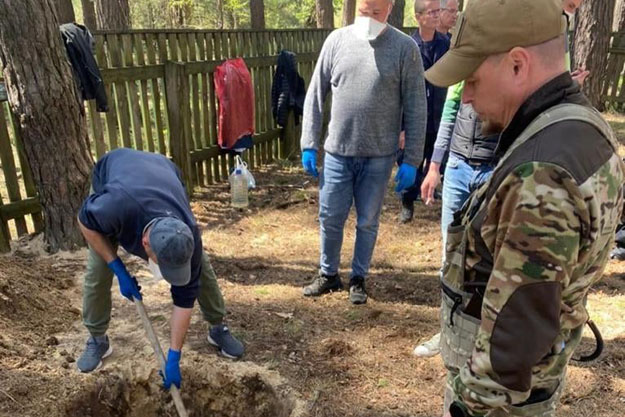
[64,364,300,417]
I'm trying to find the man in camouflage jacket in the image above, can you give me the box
[424,0,625,416]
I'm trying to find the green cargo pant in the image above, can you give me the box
[82,247,227,336]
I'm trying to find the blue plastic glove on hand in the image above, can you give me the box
[394,163,417,192]
[162,349,182,389]
[107,257,142,301]
[301,149,318,177]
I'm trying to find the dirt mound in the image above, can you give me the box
[0,254,79,360]
[0,251,306,417]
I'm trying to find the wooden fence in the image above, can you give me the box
[603,31,625,110]
[0,29,331,251]
[4,27,625,251]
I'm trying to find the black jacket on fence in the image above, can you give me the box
[271,50,306,127]
[60,23,108,112]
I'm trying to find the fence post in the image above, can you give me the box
[279,110,299,160]
[0,202,10,253]
[165,61,193,195]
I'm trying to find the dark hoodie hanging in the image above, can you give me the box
[60,23,108,112]
[271,50,306,127]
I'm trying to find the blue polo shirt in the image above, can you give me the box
[78,148,201,308]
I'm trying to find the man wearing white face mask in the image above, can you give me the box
[300,0,427,304]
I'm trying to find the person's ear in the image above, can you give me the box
[507,47,531,83]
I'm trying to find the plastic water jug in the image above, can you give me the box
[230,169,249,208]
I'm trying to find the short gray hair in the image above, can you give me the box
[414,0,438,14]
[440,0,458,9]
[414,0,426,14]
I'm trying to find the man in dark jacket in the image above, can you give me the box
[398,0,450,223]
[76,149,244,389]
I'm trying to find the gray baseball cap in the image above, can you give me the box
[148,217,194,286]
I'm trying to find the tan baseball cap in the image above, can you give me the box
[425,0,566,87]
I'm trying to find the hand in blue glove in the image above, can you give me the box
[107,257,142,301]
[161,348,182,389]
[394,163,417,192]
[301,149,318,177]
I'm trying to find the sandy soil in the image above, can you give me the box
[1,159,624,417]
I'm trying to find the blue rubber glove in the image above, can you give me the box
[107,257,142,301]
[301,149,318,177]
[162,349,182,389]
[394,163,417,192]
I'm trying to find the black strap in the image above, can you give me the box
[573,320,604,362]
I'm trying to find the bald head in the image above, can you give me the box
[357,0,394,22]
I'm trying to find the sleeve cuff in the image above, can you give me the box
[431,148,447,164]
[171,282,199,308]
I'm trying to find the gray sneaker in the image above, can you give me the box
[413,333,441,357]
[77,335,113,373]
[303,273,343,297]
[208,324,245,359]
[349,276,367,305]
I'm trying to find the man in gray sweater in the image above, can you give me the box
[300,0,427,305]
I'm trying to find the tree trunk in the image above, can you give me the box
[95,0,131,30]
[342,0,356,26]
[216,0,224,29]
[316,0,334,28]
[615,0,625,31]
[388,0,405,28]
[250,0,266,29]
[0,0,93,252]
[53,0,76,24]
[225,9,235,29]
[573,0,613,110]
[81,0,97,30]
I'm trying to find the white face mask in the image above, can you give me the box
[354,16,388,41]
[148,258,164,280]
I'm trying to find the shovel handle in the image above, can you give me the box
[134,299,189,417]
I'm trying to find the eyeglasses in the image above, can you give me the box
[419,8,441,17]
[442,8,458,15]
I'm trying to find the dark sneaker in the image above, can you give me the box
[208,324,244,359]
[77,335,113,373]
[302,273,343,297]
[349,276,367,305]
[400,199,414,224]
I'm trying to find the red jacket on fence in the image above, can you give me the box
[214,58,255,151]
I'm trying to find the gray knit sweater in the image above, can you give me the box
[300,25,427,166]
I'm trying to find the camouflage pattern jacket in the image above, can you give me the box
[448,73,625,414]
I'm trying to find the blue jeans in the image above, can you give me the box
[441,153,494,259]
[319,152,395,279]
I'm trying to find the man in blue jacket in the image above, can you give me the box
[76,149,244,389]
[398,0,450,223]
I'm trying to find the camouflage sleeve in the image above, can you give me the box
[453,161,586,415]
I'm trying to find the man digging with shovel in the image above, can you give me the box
[75,148,244,390]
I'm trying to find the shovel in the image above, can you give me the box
[134,299,189,417]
